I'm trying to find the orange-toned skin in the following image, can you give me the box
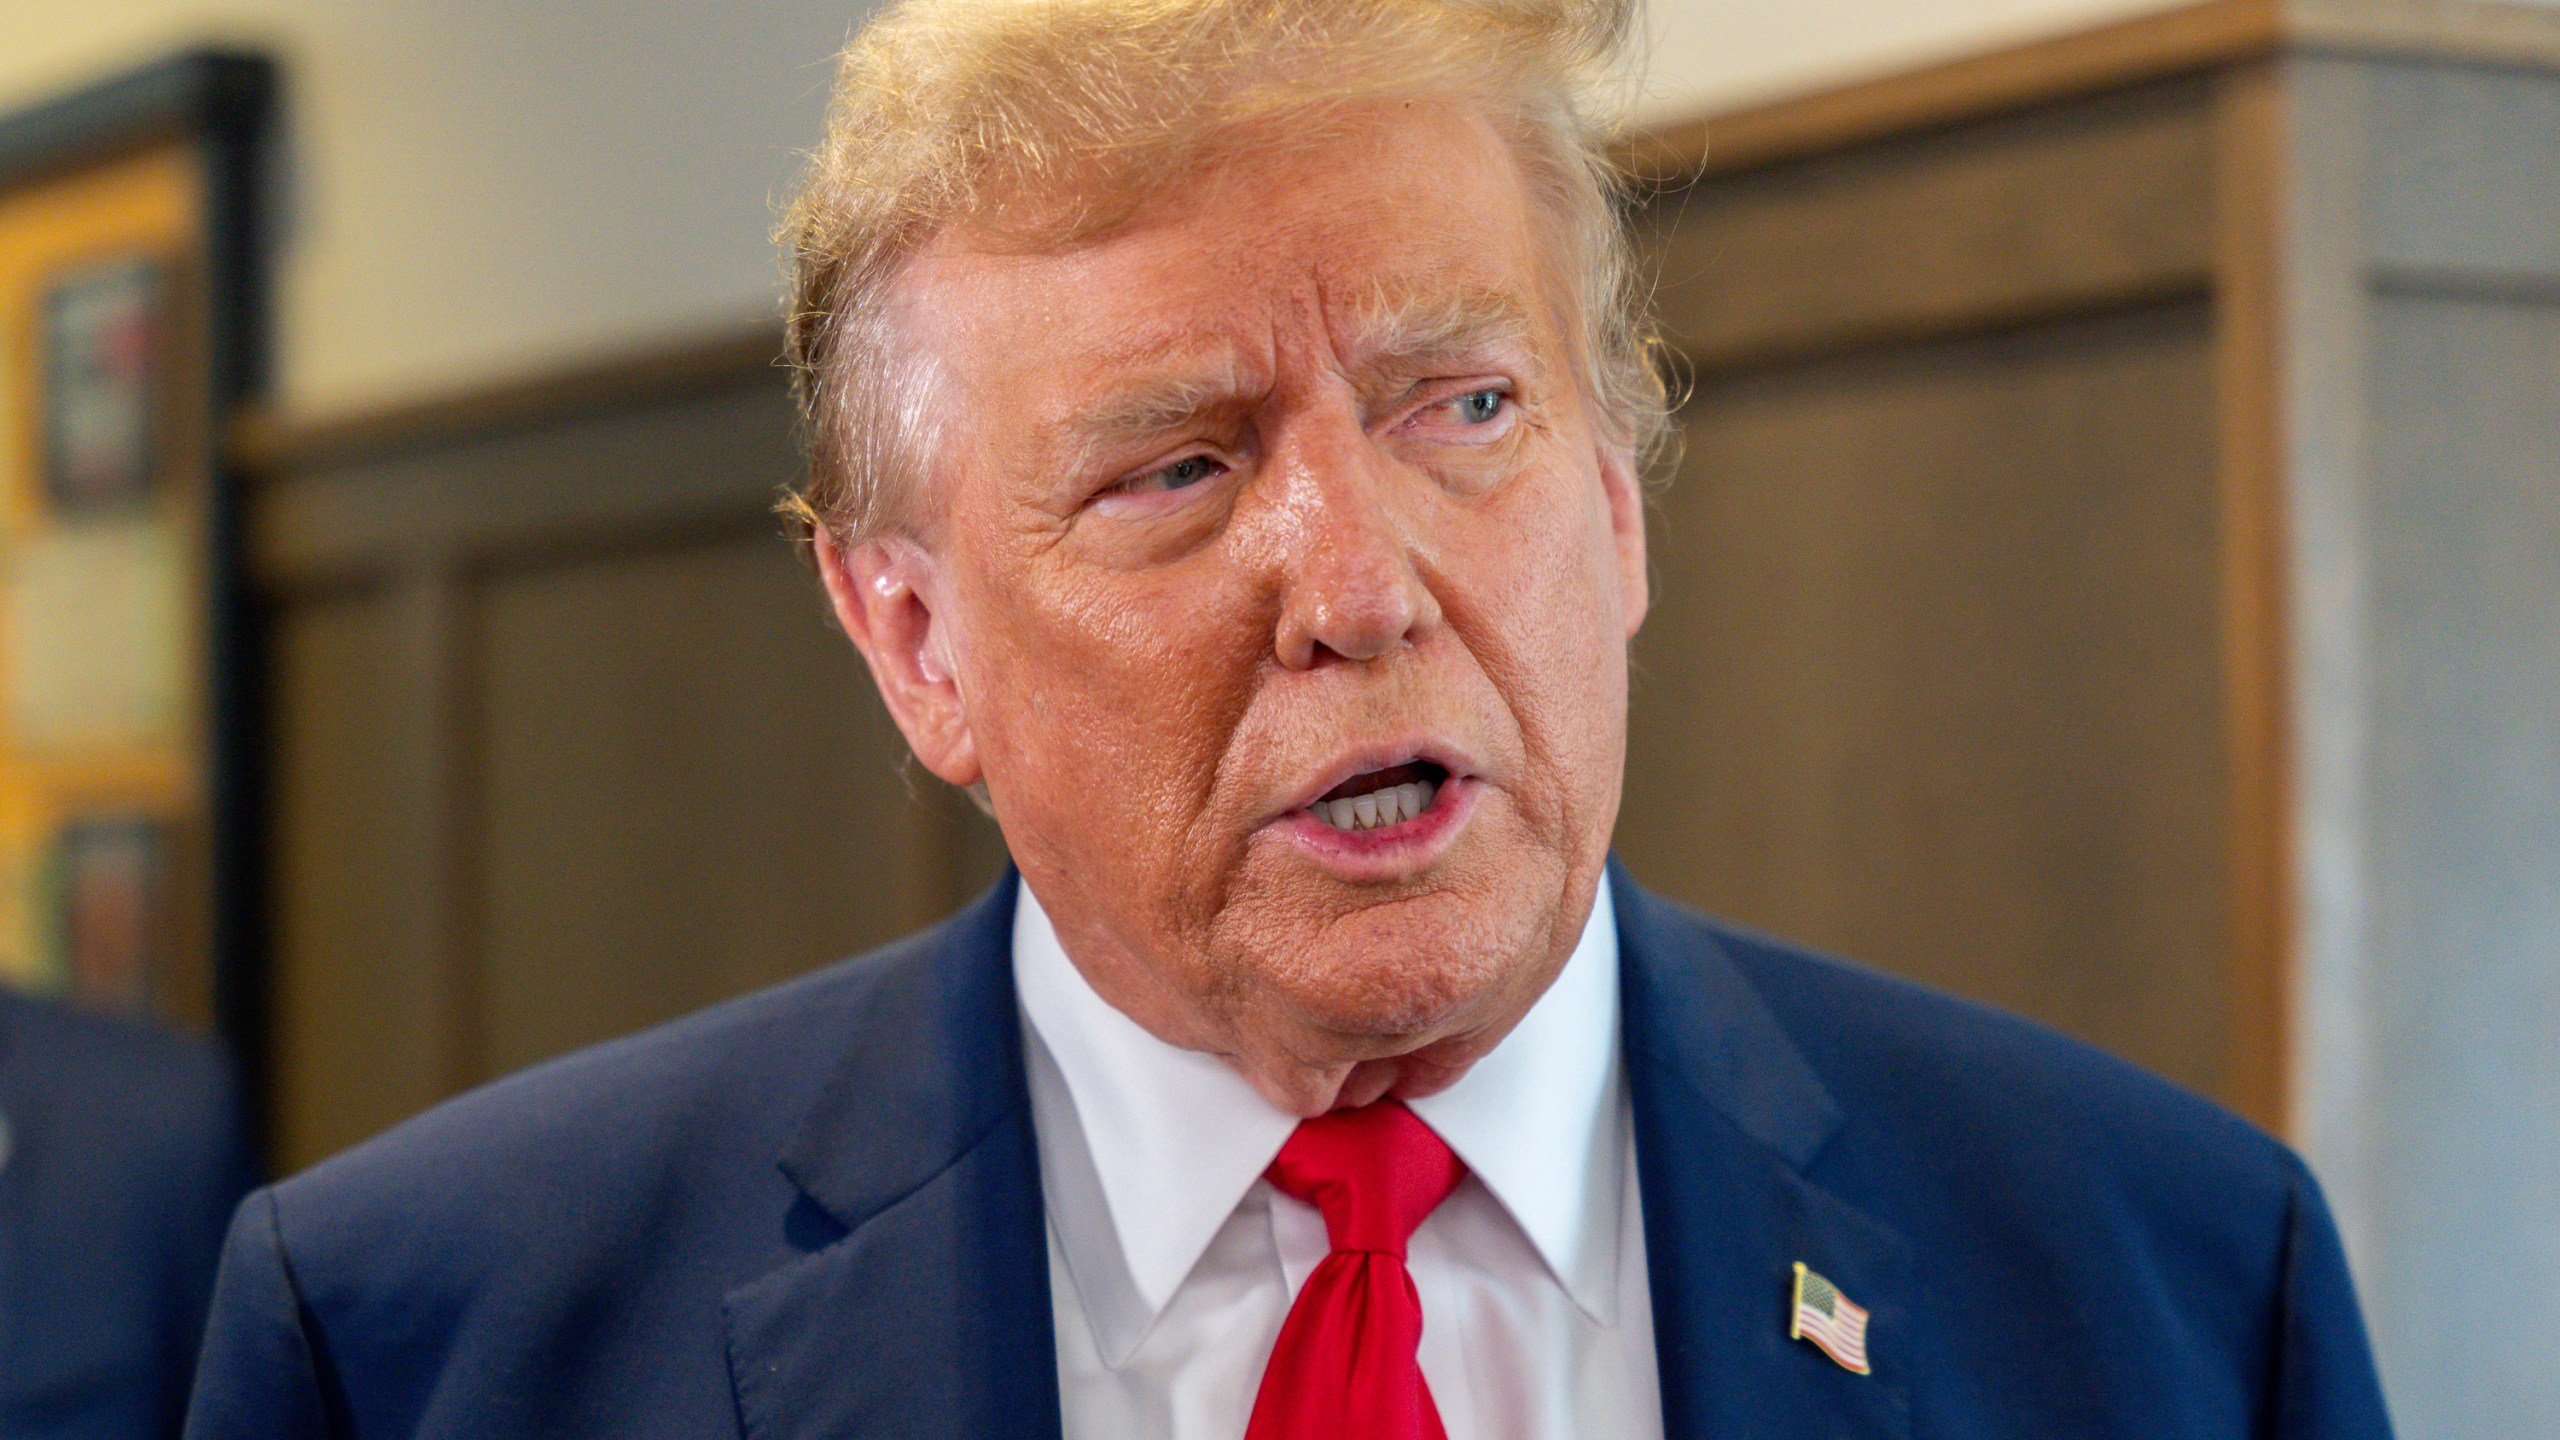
[817,101,1649,1117]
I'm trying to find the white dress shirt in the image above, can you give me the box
[1014,874,1665,1440]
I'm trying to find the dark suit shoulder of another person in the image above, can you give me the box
[1639,887,2390,1439]
[0,991,256,1440]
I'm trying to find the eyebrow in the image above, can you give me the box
[1057,283,1542,478]
[1060,370,1252,479]
[1344,282,1537,373]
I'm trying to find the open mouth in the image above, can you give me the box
[1304,760,1449,834]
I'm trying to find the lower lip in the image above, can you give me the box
[1268,775,1479,878]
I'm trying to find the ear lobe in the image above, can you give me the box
[812,528,984,790]
[1598,442,1650,639]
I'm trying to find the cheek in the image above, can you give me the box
[957,551,1268,854]
[1460,468,1631,787]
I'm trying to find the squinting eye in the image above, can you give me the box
[1124,454,1221,494]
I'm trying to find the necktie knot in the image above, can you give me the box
[1264,1100,1465,1258]
[1247,1100,1463,1440]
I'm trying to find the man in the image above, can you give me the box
[1,988,254,1439]
[187,0,2393,1436]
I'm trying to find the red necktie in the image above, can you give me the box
[1243,1100,1468,1440]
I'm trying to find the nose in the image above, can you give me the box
[1268,416,1441,671]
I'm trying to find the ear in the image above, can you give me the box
[1598,441,1650,640]
[812,527,984,790]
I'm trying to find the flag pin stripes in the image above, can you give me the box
[1789,1262,1872,1375]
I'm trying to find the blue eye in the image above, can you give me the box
[1453,388,1505,423]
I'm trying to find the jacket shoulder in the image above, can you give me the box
[265,908,971,1275]
[206,882,1017,1436]
[1620,880,2385,1433]
[1638,891,2297,1211]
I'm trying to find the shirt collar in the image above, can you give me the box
[1014,873,1627,1364]
[1014,884,1298,1362]
[1406,874,1625,1323]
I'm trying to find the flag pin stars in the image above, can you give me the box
[1789,1261,1872,1375]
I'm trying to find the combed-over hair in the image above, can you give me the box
[778,0,1669,543]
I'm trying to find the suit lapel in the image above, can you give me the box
[721,860,1917,1438]
[724,872,1064,1440]
[1614,864,1916,1439]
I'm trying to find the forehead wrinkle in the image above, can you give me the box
[1026,255,1543,479]
[1015,282,1268,468]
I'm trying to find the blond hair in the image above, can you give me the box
[778,0,1669,543]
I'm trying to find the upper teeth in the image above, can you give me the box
[1312,780,1436,833]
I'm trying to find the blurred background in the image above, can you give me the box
[0,0,2552,1433]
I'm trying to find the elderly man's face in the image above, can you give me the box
[821,101,1648,1114]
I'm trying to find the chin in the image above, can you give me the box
[1257,893,1540,1042]
[1284,958,1495,1040]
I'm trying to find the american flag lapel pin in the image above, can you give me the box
[1789,1261,1873,1375]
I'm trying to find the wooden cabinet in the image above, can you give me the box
[246,346,1006,1170]
[1619,0,2560,1146]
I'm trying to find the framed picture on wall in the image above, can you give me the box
[41,254,175,513]
[0,51,273,1061]
[53,814,173,1012]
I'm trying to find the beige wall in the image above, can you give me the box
[0,0,2213,423]
[1642,0,2185,114]
[0,0,864,420]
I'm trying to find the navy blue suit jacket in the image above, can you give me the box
[1,991,255,1440]
[186,866,2391,1437]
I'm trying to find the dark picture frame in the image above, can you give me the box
[0,52,276,1116]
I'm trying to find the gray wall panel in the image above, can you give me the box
[2361,292,2560,1435]
[2368,61,2560,275]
